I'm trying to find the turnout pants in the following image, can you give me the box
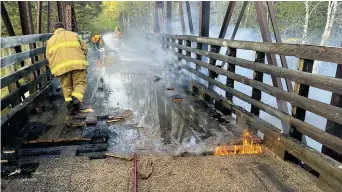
[57,69,87,103]
[94,42,100,50]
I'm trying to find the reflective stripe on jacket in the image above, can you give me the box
[46,28,88,76]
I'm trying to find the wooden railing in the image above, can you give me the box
[155,34,342,191]
[0,31,90,127]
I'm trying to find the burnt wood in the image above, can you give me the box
[1,60,48,88]
[1,47,46,68]
[1,71,51,111]
[1,83,52,127]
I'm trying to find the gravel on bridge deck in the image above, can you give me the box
[2,153,321,192]
[1,47,322,191]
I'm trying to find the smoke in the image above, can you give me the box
[98,1,340,152]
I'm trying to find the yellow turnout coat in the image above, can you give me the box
[46,28,88,76]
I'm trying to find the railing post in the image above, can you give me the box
[170,38,176,71]
[197,1,210,73]
[165,37,170,49]
[250,51,265,116]
[177,39,183,61]
[285,58,314,163]
[322,44,342,163]
[178,2,186,35]
[222,47,236,115]
[185,39,191,66]
[162,37,166,50]
[185,1,194,36]
[185,39,198,94]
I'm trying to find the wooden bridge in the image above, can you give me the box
[1,1,342,192]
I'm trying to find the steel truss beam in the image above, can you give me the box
[178,1,186,35]
[185,1,194,35]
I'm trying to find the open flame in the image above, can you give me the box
[215,129,262,156]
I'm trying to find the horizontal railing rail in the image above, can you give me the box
[166,41,342,95]
[159,34,342,63]
[154,33,342,191]
[1,31,90,49]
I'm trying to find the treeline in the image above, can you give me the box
[1,1,102,36]
[1,1,341,45]
[97,1,342,45]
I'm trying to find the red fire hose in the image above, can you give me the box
[133,153,137,192]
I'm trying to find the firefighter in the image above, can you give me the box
[114,27,122,40]
[113,27,122,48]
[46,22,88,115]
[91,34,102,50]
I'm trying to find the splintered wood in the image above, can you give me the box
[105,153,133,161]
[68,120,87,127]
[80,108,94,113]
[106,110,133,124]
[1,160,9,164]
[2,150,15,154]
[24,137,91,144]
[107,116,125,123]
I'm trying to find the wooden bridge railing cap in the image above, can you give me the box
[156,34,342,64]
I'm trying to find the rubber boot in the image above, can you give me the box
[71,96,81,115]
[65,101,74,123]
